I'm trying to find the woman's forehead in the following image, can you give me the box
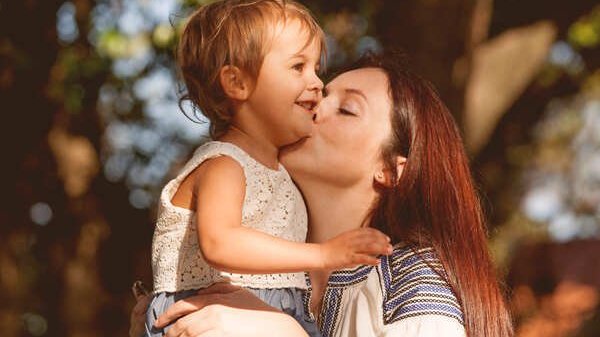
[325,68,392,115]
[326,68,388,94]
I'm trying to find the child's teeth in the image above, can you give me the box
[298,102,312,110]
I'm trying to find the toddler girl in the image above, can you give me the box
[145,1,392,336]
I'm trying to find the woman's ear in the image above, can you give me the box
[219,65,251,100]
[374,156,407,187]
[395,156,407,180]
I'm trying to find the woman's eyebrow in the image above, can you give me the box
[344,88,368,103]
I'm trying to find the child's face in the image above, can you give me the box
[246,19,323,147]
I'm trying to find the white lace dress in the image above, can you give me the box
[144,141,320,337]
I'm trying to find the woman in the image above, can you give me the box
[131,52,514,337]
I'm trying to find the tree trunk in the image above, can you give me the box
[374,0,483,127]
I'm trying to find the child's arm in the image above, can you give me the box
[193,156,392,274]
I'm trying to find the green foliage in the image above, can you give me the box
[569,5,600,49]
[48,46,109,114]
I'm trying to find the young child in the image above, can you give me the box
[145,1,392,336]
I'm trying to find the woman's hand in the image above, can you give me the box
[155,283,308,337]
[129,285,151,337]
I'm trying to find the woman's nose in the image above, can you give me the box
[313,99,332,124]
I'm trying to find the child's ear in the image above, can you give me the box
[374,156,407,187]
[219,65,251,100]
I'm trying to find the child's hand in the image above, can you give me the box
[319,228,393,269]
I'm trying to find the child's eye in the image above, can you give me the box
[292,63,305,72]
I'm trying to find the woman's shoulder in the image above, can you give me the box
[376,243,464,327]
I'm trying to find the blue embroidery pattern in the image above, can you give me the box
[304,264,375,336]
[303,272,315,322]
[328,264,373,288]
[378,246,464,325]
[304,245,464,337]
[319,287,342,337]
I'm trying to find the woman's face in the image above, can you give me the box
[280,67,393,188]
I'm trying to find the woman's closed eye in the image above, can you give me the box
[338,108,357,116]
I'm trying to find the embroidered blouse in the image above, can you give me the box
[304,244,466,337]
[151,141,308,293]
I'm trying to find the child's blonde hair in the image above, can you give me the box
[177,0,326,139]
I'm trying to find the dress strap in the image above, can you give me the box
[174,141,251,184]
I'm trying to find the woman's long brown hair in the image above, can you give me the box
[355,52,513,337]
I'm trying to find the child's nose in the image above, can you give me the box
[308,73,324,93]
[314,76,324,91]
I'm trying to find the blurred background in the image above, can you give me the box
[1,0,600,336]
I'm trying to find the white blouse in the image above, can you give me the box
[305,244,466,337]
[151,141,308,293]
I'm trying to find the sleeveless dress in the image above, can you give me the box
[144,141,320,337]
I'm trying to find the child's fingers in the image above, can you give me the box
[155,297,204,328]
[370,228,391,243]
[359,227,390,241]
[132,295,151,316]
[352,228,391,246]
[155,292,226,328]
[352,254,380,266]
[164,309,212,337]
[131,280,150,300]
[359,242,385,255]
[354,237,393,256]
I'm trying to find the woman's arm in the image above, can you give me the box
[154,283,309,337]
[129,292,150,337]
[381,316,466,337]
[379,247,467,337]
[194,156,392,273]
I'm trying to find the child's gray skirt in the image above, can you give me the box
[144,287,321,337]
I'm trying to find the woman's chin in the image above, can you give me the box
[280,137,312,167]
[282,136,310,154]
